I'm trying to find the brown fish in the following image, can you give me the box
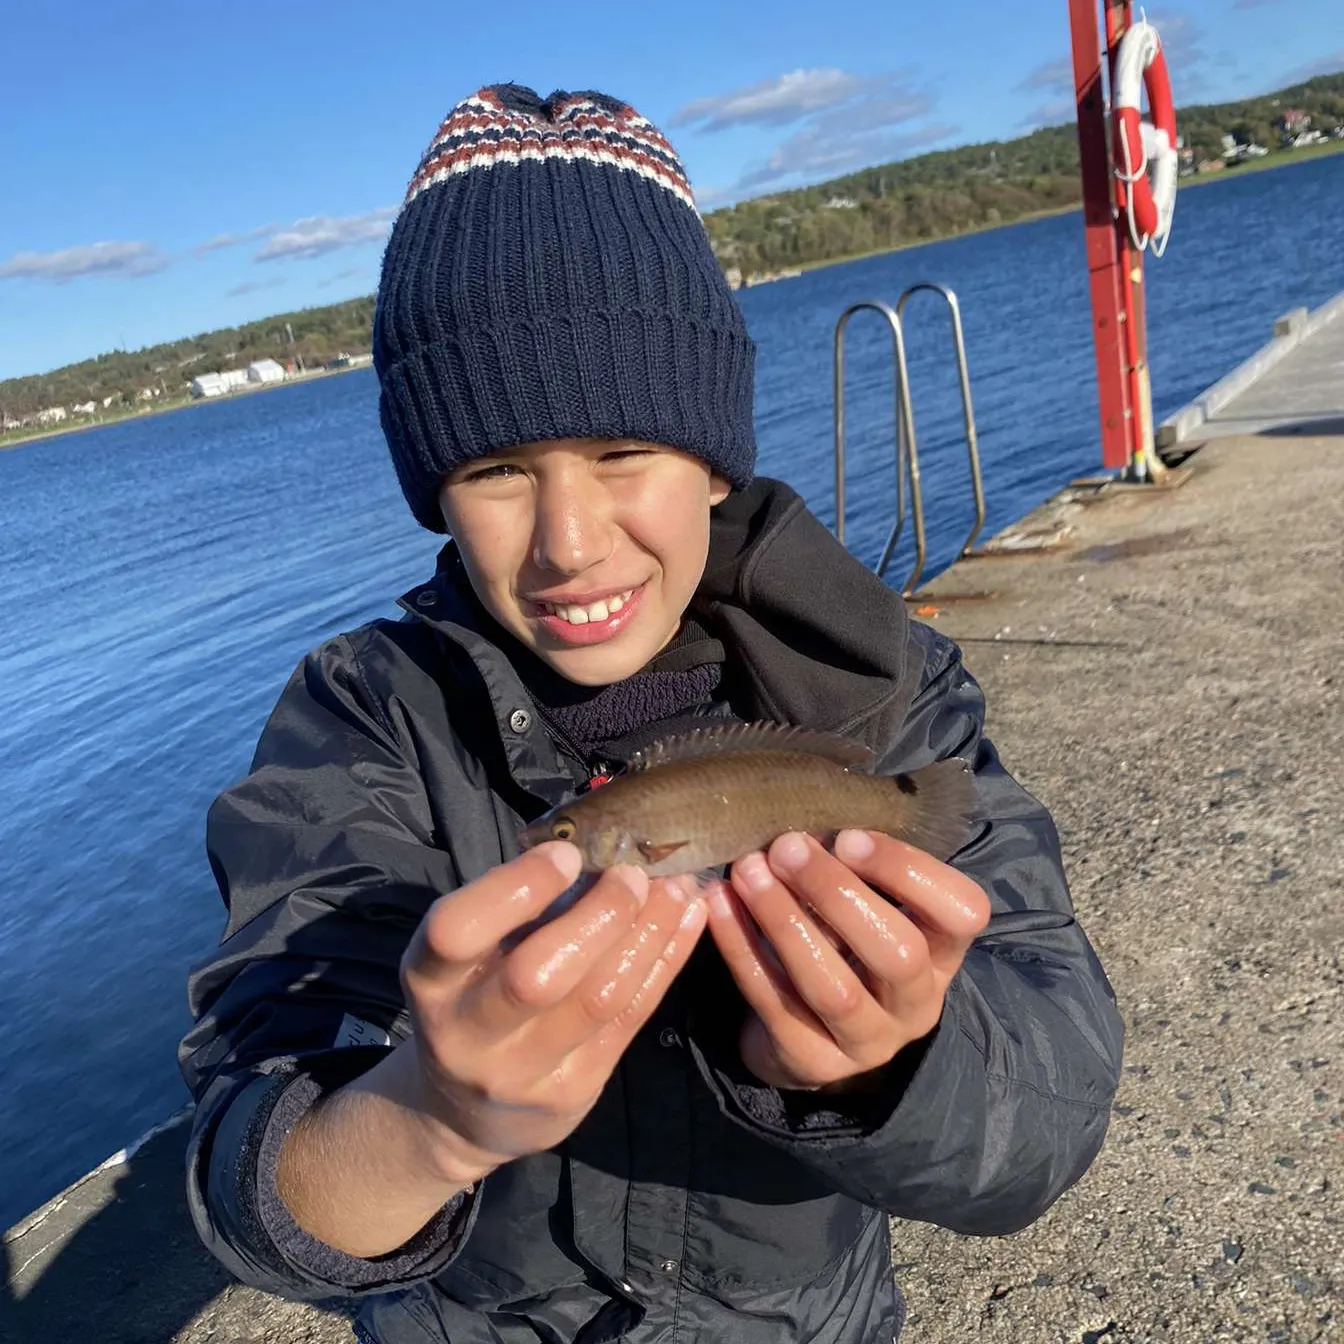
[520,722,979,876]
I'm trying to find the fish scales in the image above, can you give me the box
[608,749,911,873]
[520,723,979,876]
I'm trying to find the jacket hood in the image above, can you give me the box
[404,477,913,746]
[694,477,912,740]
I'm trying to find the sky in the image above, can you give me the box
[1,0,1338,381]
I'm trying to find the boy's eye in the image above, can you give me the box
[602,448,653,463]
[463,462,523,482]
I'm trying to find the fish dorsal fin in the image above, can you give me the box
[629,722,874,773]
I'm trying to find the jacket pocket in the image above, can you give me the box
[681,1102,873,1293]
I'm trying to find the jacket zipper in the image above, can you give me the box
[535,705,614,792]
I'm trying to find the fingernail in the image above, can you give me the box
[680,897,707,930]
[737,853,774,892]
[707,883,734,920]
[613,865,649,906]
[770,833,810,871]
[835,830,875,863]
[545,841,583,884]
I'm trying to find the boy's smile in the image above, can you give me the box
[439,438,730,685]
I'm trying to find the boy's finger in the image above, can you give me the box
[465,866,651,1033]
[705,880,828,1042]
[524,878,697,1062]
[729,853,893,1054]
[406,843,584,979]
[829,833,989,977]
[569,894,710,1072]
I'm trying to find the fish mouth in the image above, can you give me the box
[518,821,550,851]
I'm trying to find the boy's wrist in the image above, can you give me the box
[362,1040,498,1190]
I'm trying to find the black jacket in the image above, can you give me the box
[179,478,1124,1344]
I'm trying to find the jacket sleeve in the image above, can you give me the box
[691,621,1125,1235]
[178,633,482,1300]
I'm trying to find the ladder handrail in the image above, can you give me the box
[895,283,986,560]
[832,301,926,593]
[831,284,985,597]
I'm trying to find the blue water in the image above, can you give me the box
[2,154,1341,1229]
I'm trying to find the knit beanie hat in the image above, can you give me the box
[373,84,758,532]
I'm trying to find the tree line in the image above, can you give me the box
[1,297,376,425]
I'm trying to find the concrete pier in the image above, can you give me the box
[6,303,1342,1343]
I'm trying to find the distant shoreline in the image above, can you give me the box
[4,139,1340,452]
[0,362,368,453]
[760,138,1344,283]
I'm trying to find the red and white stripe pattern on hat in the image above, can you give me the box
[402,88,699,215]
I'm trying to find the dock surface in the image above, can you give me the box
[5,342,1342,1340]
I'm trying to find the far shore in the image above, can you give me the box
[4,137,1340,453]
[0,362,369,453]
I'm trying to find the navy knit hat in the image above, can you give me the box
[374,84,758,532]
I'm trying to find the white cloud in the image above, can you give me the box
[739,120,959,193]
[672,69,867,132]
[227,277,287,297]
[0,240,170,283]
[254,208,396,262]
[1018,58,1075,95]
[684,69,946,199]
[196,224,277,255]
[317,265,369,290]
[1280,49,1344,84]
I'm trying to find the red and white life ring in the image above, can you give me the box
[1112,19,1178,255]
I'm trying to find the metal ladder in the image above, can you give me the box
[833,283,985,596]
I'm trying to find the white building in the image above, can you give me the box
[246,358,286,385]
[190,368,249,399]
[37,406,68,425]
[72,401,97,415]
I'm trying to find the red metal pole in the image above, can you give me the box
[1104,1,1159,479]
[1069,0,1136,471]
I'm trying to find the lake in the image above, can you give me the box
[2,153,1341,1229]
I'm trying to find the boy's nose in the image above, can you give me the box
[531,481,614,576]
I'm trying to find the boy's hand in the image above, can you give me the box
[707,831,989,1092]
[394,843,707,1184]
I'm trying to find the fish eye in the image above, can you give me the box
[551,818,577,841]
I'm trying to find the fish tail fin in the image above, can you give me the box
[881,758,980,861]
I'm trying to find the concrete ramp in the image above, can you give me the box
[1160,291,1344,443]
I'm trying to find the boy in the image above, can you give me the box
[180,85,1123,1344]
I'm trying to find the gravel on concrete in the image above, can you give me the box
[894,433,1342,1343]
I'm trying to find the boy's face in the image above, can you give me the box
[439,438,731,686]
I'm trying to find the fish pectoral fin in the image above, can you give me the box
[637,839,689,864]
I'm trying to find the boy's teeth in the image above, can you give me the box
[543,589,636,625]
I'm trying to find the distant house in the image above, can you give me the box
[135,387,157,402]
[823,195,857,210]
[102,394,119,408]
[1279,109,1311,136]
[191,369,249,398]
[71,401,97,416]
[36,406,68,425]
[246,358,286,385]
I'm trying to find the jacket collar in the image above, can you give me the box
[396,477,914,766]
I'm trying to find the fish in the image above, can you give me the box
[519,722,980,877]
